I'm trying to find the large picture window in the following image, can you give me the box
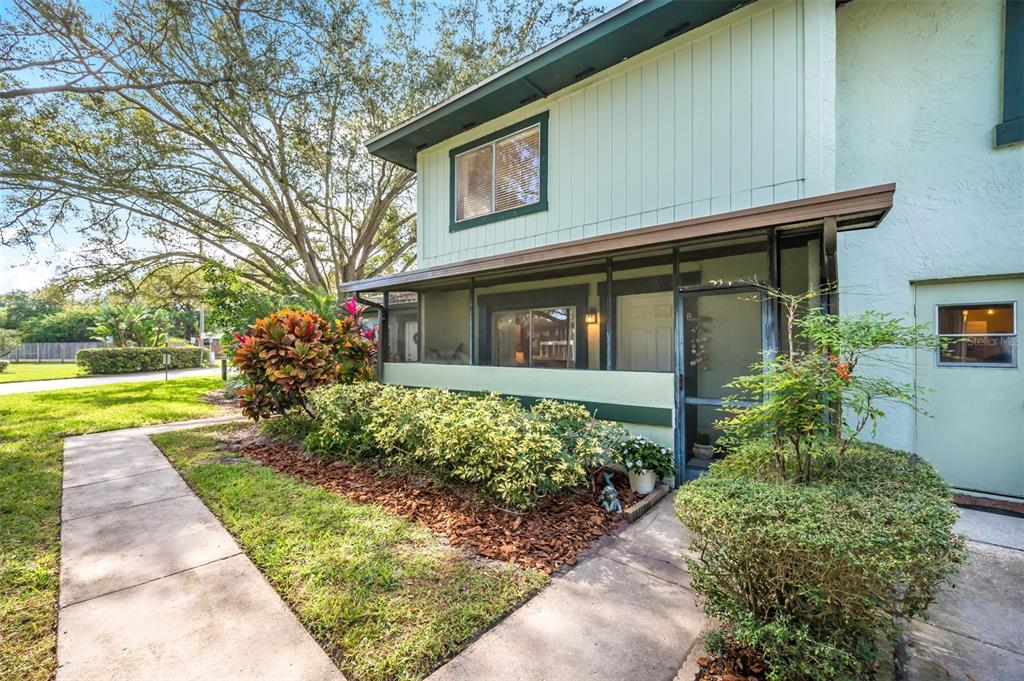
[936,302,1017,367]
[492,307,576,369]
[450,113,548,231]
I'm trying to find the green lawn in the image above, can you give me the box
[0,377,224,681]
[152,425,547,681]
[0,363,84,383]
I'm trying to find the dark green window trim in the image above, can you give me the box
[449,111,549,232]
[476,283,588,368]
[997,0,1024,146]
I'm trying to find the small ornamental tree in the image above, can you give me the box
[717,288,943,482]
[678,287,965,679]
[233,300,376,420]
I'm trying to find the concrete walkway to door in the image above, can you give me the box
[428,495,707,681]
[427,494,1024,681]
[906,507,1024,679]
[56,417,343,681]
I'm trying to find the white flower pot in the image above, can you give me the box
[692,442,715,460]
[628,469,658,495]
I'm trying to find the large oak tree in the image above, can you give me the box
[0,0,598,296]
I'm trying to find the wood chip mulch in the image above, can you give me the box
[694,647,768,681]
[227,434,639,574]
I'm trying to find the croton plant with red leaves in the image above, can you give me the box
[234,301,376,420]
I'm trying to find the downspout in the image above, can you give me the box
[356,293,387,381]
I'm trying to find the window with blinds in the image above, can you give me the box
[454,122,541,223]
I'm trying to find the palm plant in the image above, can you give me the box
[144,308,174,346]
[90,304,131,347]
[90,304,159,346]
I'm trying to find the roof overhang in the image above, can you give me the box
[342,183,896,293]
[366,0,752,170]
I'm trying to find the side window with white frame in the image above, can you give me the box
[450,112,547,230]
[936,302,1018,367]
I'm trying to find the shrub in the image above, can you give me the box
[677,439,967,680]
[233,302,376,421]
[0,328,20,357]
[615,435,675,479]
[0,359,8,373]
[678,288,965,679]
[76,346,206,374]
[719,289,941,483]
[306,384,625,510]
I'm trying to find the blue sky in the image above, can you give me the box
[0,0,609,293]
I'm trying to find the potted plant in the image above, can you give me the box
[692,433,715,460]
[617,436,675,495]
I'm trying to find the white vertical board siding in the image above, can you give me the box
[416,0,816,268]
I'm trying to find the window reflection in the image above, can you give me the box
[937,303,1017,366]
[492,307,576,369]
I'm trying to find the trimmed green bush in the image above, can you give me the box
[305,383,631,510]
[76,346,206,374]
[0,360,8,373]
[675,439,967,680]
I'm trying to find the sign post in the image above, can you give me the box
[163,352,170,381]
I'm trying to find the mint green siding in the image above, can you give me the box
[382,363,675,448]
[416,0,833,268]
[837,0,1024,495]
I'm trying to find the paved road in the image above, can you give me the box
[56,417,343,681]
[0,367,222,395]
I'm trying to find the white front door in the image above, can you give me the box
[914,278,1024,497]
[617,291,673,372]
[404,320,419,362]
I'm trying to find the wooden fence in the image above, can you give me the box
[6,342,110,363]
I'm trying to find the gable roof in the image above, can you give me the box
[366,0,752,170]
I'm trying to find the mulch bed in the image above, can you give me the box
[694,647,768,681]
[223,430,639,574]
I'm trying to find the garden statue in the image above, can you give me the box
[600,472,622,513]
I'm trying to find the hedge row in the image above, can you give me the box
[76,346,207,374]
[305,383,645,510]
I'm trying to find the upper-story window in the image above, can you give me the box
[450,112,548,231]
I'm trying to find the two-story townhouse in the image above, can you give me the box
[342,0,1024,496]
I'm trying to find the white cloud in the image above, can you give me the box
[0,248,56,293]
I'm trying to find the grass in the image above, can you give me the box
[152,425,548,681]
[0,377,224,681]
[0,363,85,383]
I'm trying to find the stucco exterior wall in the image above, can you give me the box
[415,0,837,269]
[836,0,1024,451]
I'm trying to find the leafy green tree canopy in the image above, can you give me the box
[1,0,600,296]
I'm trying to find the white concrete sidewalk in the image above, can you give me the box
[56,417,343,681]
[0,366,221,395]
[428,496,1024,681]
[428,496,706,681]
[906,508,1024,680]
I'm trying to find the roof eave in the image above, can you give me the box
[341,183,897,293]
